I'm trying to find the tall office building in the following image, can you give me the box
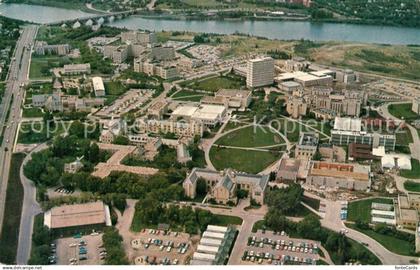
[246,57,274,88]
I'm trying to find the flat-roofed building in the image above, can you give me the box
[63,63,91,75]
[276,158,309,183]
[136,118,204,137]
[295,132,319,161]
[412,98,420,115]
[121,31,157,44]
[150,45,176,61]
[171,104,227,127]
[44,201,111,235]
[246,57,274,88]
[396,195,418,229]
[306,161,371,191]
[213,89,252,111]
[278,81,302,93]
[92,76,105,97]
[275,71,332,87]
[331,117,396,151]
[200,238,223,247]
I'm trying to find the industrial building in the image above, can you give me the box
[246,57,274,88]
[190,225,237,265]
[44,201,112,235]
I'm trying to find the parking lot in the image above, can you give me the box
[239,230,320,265]
[55,233,104,265]
[129,229,197,265]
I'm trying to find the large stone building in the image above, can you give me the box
[150,45,176,61]
[136,118,204,137]
[412,97,420,115]
[134,58,179,80]
[306,161,371,191]
[295,132,319,161]
[183,168,269,205]
[171,104,227,127]
[63,63,91,75]
[34,41,71,56]
[201,89,252,112]
[246,57,274,88]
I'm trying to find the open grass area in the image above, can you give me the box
[216,126,284,148]
[18,121,68,144]
[302,196,320,211]
[212,214,243,226]
[346,224,414,256]
[347,197,394,223]
[171,90,207,102]
[29,55,71,79]
[0,154,25,264]
[404,181,420,192]
[210,147,281,174]
[395,128,414,146]
[389,103,420,121]
[22,107,44,118]
[400,159,420,179]
[182,74,245,92]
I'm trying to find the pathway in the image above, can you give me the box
[16,143,47,264]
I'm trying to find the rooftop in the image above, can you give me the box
[334,117,362,132]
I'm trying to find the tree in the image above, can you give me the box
[265,209,289,232]
[196,177,207,196]
[88,143,100,163]
[113,135,129,145]
[265,183,303,214]
[102,227,129,265]
[236,189,249,199]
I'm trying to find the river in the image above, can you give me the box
[1,3,420,45]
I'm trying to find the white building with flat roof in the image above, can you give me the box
[246,57,274,88]
[92,76,105,97]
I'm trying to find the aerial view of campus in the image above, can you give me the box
[0,0,419,268]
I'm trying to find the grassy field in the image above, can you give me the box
[171,90,207,102]
[18,121,67,144]
[400,159,420,179]
[29,55,71,79]
[0,154,25,264]
[216,126,284,148]
[183,74,245,92]
[312,44,420,81]
[22,107,44,118]
[302,196,320,211]
[404,180,420,192]
[210,147,281,174]
[395,128,414,147]
[347,224,414,256]
[347,198,394,223]
[389,103,419,121]
[212,214,243,226]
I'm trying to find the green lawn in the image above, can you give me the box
[388,103,420,121]
[395,128,413,146]
[302,196,320,211]
[184,74,245,92]
[171,90,206,102]
[0,154,25,264]
[18,121,68,144]
[22,107,44,118]
[252,220,265,233]
[347,198,394,223]
[347,224,414,256]
[400,159,420,179]
[29,55,71,79]
[216,126,284,147]
[404,180,420,192]
[210,147,281,174]
[212,214,243,226]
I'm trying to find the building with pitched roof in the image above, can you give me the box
[183,168,269,204]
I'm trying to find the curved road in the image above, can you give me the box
[16,143,46,264]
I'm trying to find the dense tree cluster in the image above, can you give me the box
[28,217,52,265]
[102,227,129,265]
[133,198,216,234]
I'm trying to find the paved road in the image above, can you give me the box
[322,200,418,265]
[0,25,38,241]
[16,143,45,264]
[378,102,420,161]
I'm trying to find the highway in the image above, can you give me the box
[0,25,38,252]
